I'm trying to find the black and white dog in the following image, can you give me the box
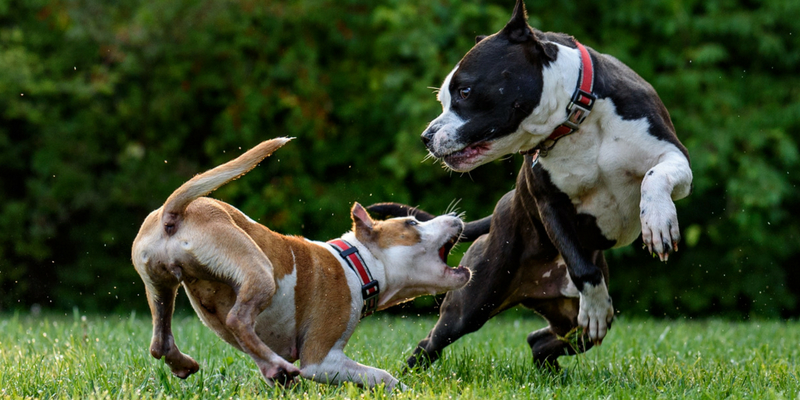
[369,0,692,369]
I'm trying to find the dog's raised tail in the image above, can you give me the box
[161,137,292,233]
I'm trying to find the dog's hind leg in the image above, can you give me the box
[523,251,608,369]
[186,218,300,385]
[224,285,300,385]
[524,298,594,370]
[133,215,200,378]
[145,279,200,379]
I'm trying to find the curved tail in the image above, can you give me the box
[161,137,292,231]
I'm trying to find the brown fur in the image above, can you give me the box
[374,219,422,248]
[291,241,352,365]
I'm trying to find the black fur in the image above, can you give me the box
[404,156,611,370]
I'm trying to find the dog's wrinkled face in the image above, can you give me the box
[421,0,556,172]
[351,204,469,304]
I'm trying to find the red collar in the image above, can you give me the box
[523,40,596,159]
[328,239,379,319]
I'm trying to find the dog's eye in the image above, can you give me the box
[459,87,471,99]
[406,220,418,226]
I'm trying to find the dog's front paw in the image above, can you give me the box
[262,361,301,386]
[640,196,680,262]
[577,281,614,344]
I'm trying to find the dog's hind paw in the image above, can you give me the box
[158,347,199,379]
[166,355,200,379]
[262,362,301,387]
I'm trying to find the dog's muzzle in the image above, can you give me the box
[420,125,438,149]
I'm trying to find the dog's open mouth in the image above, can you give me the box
[438,232,469,274]
[442,142,490,168]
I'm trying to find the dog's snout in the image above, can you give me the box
[421,125,438,147]
[421,134,431,147]
[453,219,465,235]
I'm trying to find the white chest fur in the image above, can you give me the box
[538,98,685,247]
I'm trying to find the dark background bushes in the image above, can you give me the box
[1,0,798,318]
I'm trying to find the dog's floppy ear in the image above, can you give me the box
[502,0,534,43]
[351,202,375,240]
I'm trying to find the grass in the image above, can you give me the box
[2,309,800,399]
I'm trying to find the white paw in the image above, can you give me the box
[640,194,680,262]
[577,280,614,343]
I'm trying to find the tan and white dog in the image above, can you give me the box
[131,137,470,390]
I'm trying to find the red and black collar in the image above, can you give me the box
[328,239,380,319]
[524,40,596,161]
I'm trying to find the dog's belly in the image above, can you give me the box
[254,270,299,361]
[499,255,579,310]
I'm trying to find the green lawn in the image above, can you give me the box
[1,310,799,399]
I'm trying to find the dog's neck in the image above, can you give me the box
[331,232,397,310]
[332,232,422,311]
[520,42,589,146]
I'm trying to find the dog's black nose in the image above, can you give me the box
[421,125,437,147]
[421,134,431,147]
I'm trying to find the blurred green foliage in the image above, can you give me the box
[1,0,798,318]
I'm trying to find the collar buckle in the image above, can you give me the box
[564,89,596,130]
[360,280,380,316]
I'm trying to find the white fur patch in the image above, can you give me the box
[437,66,458,110]
[639,151,692,259]
[427,66,467,155]
[555,256,580,298]
[519,42,582,141]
